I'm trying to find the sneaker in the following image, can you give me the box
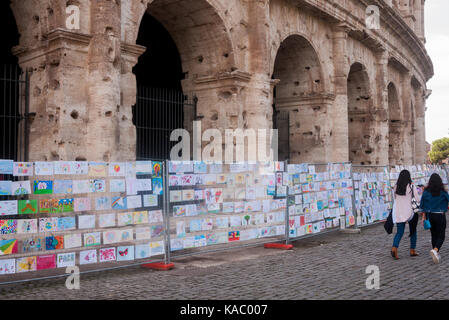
[430,249,441,264]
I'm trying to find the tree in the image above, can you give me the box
[429,137,449,164]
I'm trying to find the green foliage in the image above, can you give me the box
[429,137,449,164]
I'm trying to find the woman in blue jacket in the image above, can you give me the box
[419,173,449,264]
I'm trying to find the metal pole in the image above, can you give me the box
[284,160,290,245]
[163,160,171,264]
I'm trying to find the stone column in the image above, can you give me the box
[401,72,414,164]
[415,89,427,163]
[330,24,350,163]
[373,50,389,165]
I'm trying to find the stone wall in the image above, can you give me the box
[8,0,433,164]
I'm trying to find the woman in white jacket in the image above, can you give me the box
[391,170,422,259]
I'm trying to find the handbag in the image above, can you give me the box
[423,213,431,230]
[411,186,420,214]
[384,209,393,234]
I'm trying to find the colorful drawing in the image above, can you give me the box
[189,219,202,232]
[152,161,162,178]
[149,241,164,256]
[78,215,95,229]
[16,256,37,272]
[95,197,111,211]
[117,212,133,226]
[17,219,38,234]
[0,239,18,255]
[182,189,195,201]
[110,179,126,193]
[79,249,97,265]
[0,258,15,275]
[152,178,163,195]
[148,210,163,223]
[57,252,76,268]
[193,161,207,174]
[0,200,17,216]
[135,243,151,259]
[53,180,73,194]
[57,216,76,231]
[72,161,89,175]
[173,205,186,217]
[88,162,108,177]
[99,247,116,262]
[0,160,13,174]
[10,180,31,195]
[0,181,11,195]
[133,211,148,225]
[119,229,133,242]
[34,162,54,176]
[54,161,73,175]
[37,254,56,270]
[38,217,58,232]
[20,237,43,253]
[64,233,82,249]
[33,180,53,194]
[169,175,180,187]
[109,162,126,176]
[0,220,17,234]
[135,161,152,175]
[150,224,164,238]
[39,198,74,213]
[17,199,37,215]
[111,196,127,210]
[103,230,119,244]
[13,162,33,176]
[117,245,135,261]
[72,180,90,194]
[45,236,64,250]
[228,230,240,242]
[90,179,106,193]
[84,232,101,247]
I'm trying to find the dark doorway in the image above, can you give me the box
[132,13,188,160]
[0,2,27,163]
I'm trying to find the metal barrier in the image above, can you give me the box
[0,160,167,283]
[285,162,354,242]
[2,159,448,283]
[165,161,288,261]
[351,165,392,228]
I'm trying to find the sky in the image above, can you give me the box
[424,0,449,144]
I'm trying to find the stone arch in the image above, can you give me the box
[347,62,376,165]
[387,82,403,164]
[132,0,236,88]
[271,34,330,162]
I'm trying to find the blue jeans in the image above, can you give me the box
[393,222,417,249]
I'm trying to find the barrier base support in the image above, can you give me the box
[339,228,361,234]
[141,262,175,271]
[264,243,293,250]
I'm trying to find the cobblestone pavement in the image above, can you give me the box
[1,223,448,300]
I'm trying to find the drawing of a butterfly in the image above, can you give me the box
[119,248,128,256]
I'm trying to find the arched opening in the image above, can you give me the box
[388,82,403,164]
[272,35,324,163]
[133,0,234,161]
[0,1,23,162]
[133,13,184,160]
[347,63,374,165]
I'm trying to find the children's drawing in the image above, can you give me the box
[0,200,17,216]
[0,239,18,255]
[16,256,36,272]
[34,162,54,176]
[126,195,142,209]
[117,245,134,261]
[74,197,91,212]
[95,197,111,211]
[57,252,76,268]
[152,178,163,195]
[53,180,73,194]
[57,216,76,231]
[90,179,106,193]
[0,258,15,275]
[83,232,101,247]
[0,219,17,234]
[88,162,108,176]
[36,254,56,270]
[11,181,31,195]
[109,162,126,176]
[33,180,53,195]
[117,212,133,226]
[79,249,97,265]
[13,162,33,176]
[111,196,127,210]
[136,161,152,175]
[18,199,38,215]
[17,219,38,234]
[72,180,90,194]
[0,181,11,196]
[64,233,82,249]
[78,215,95,229]
[110,179,126,193]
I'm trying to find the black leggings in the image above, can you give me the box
[428,213,447,251]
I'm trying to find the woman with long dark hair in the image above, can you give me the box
[391,170,421,259]
[419,173,449,264]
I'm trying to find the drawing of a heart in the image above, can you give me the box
[114,165,120,172]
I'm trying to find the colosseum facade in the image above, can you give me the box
[3,0,433,165]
